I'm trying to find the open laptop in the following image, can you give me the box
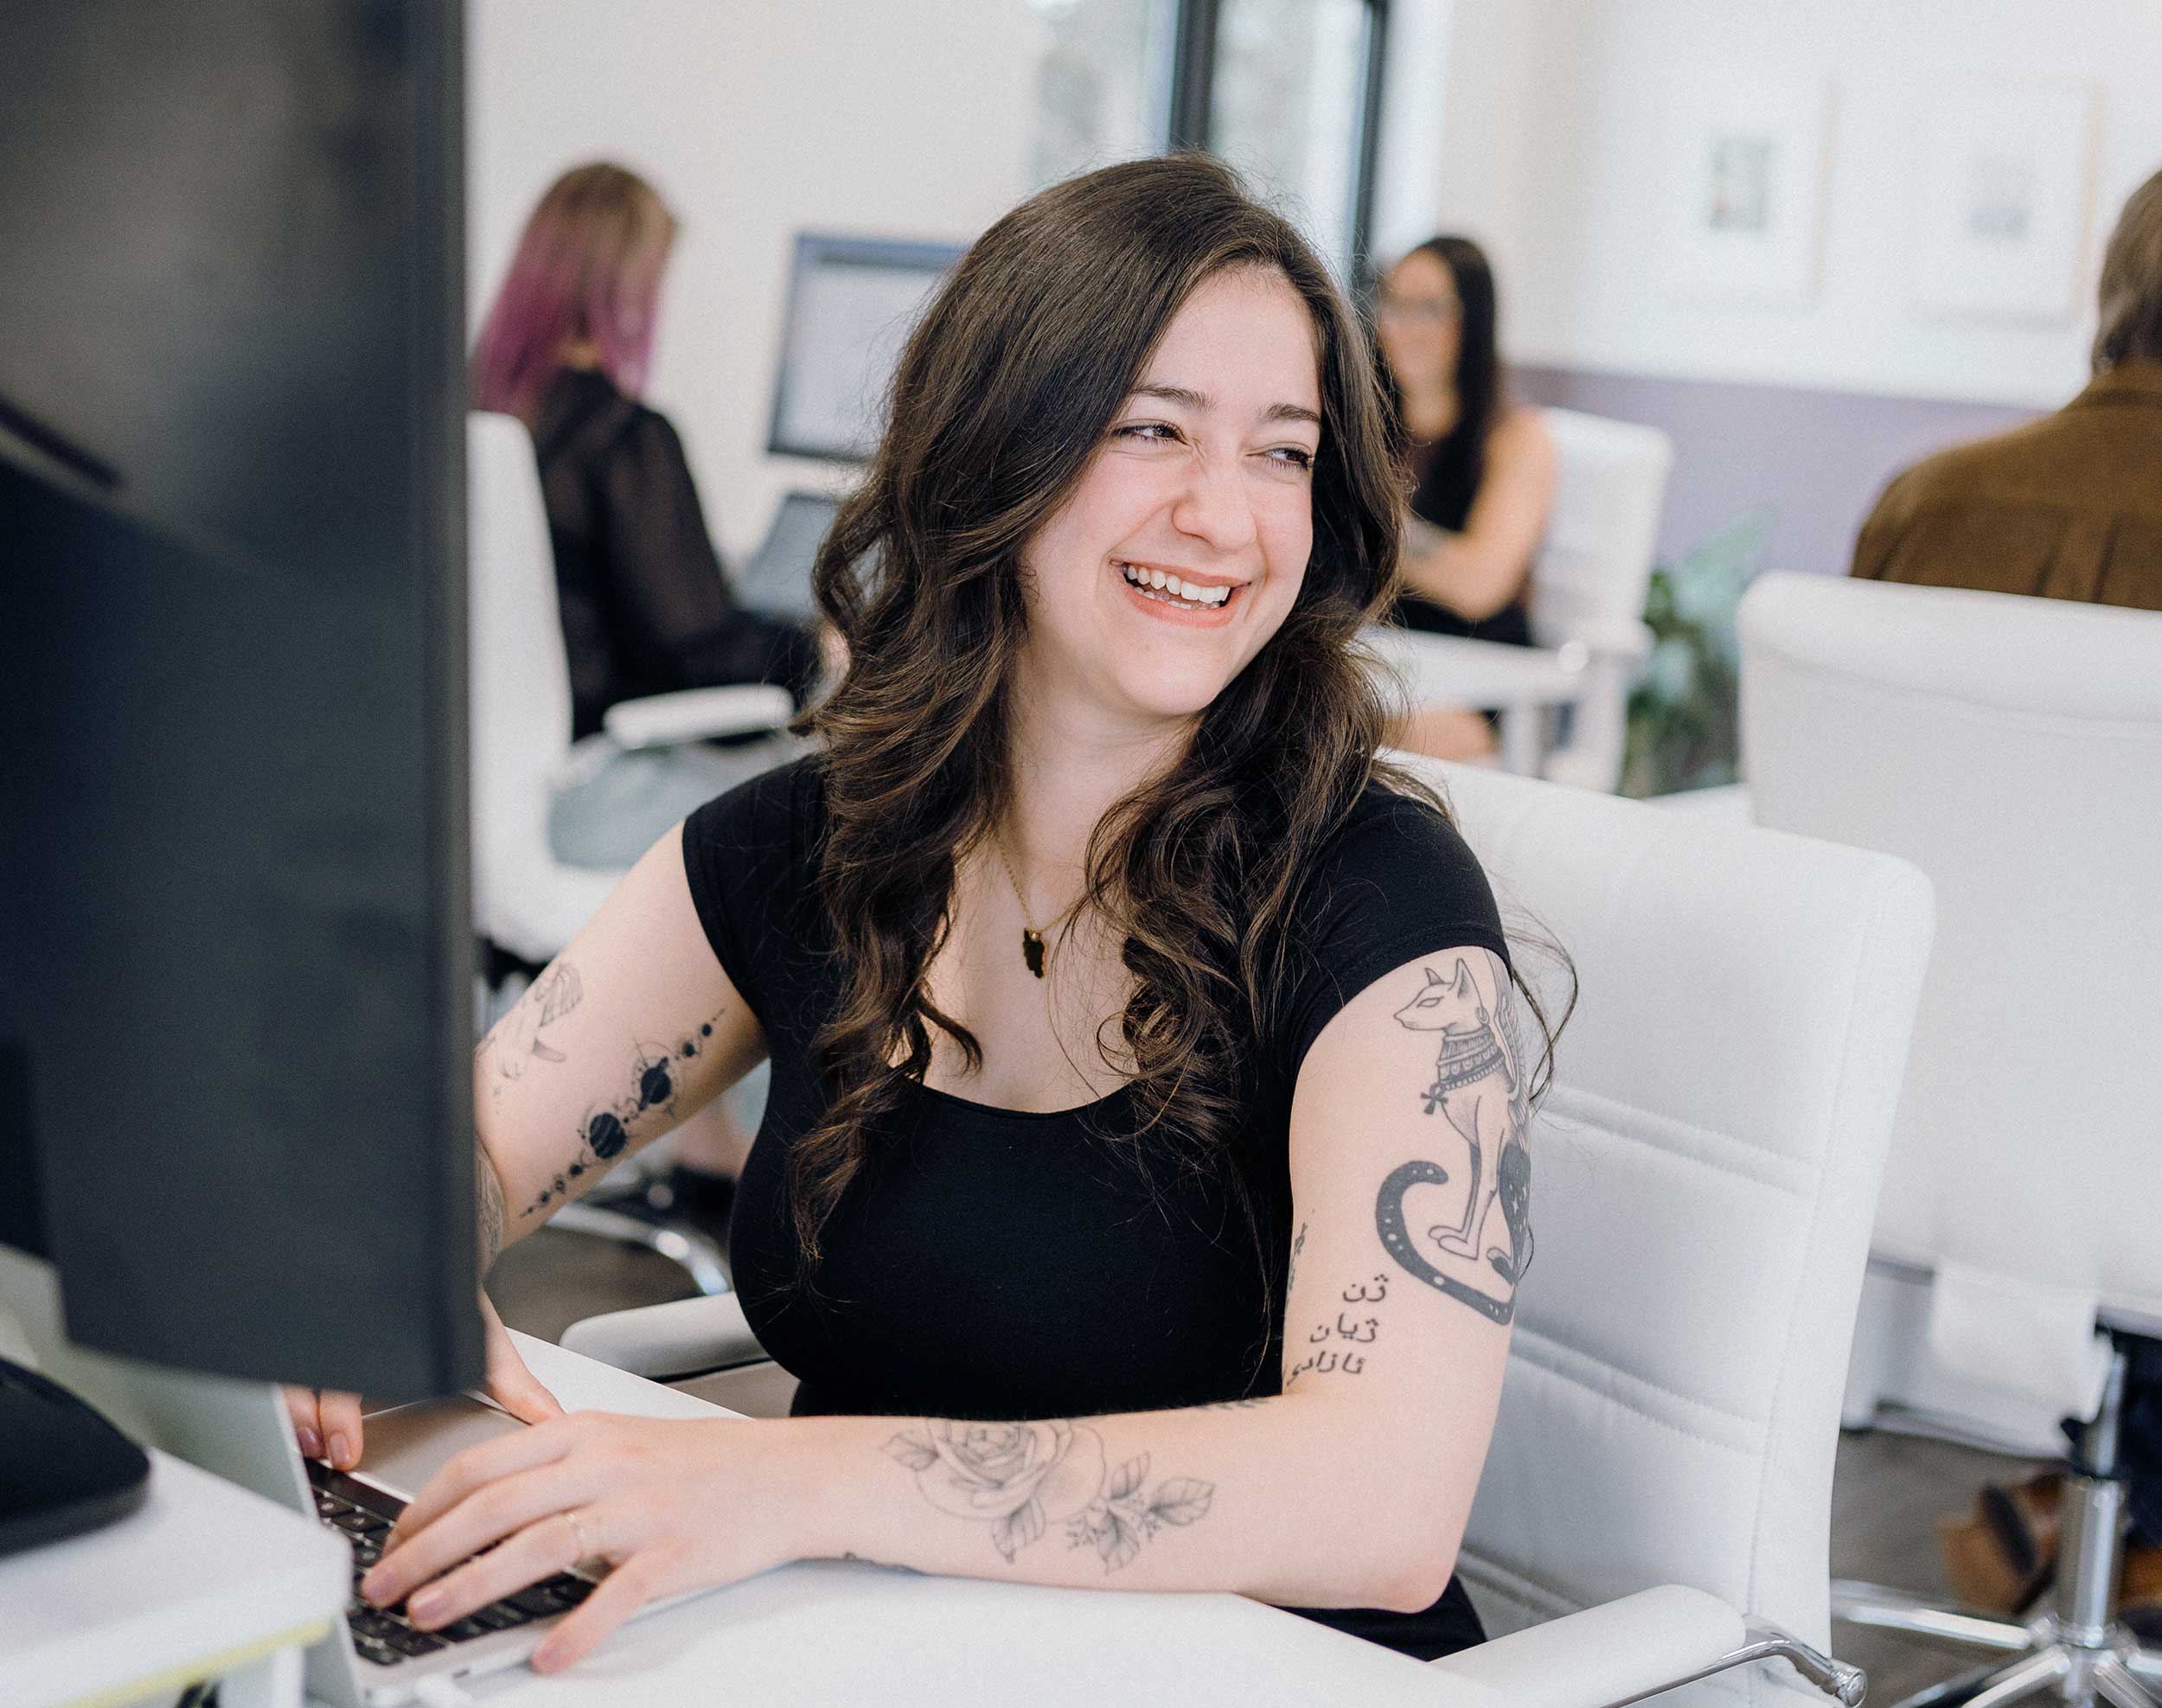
[176,1381,674,1708]
[200,1379,672,1707]
[301,1394,603,1705]
[733,489,841,623]
[0,1253,669,1705]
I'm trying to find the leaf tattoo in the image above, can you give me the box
[1151,1480,1214,1526]
[883,1433,939,1473]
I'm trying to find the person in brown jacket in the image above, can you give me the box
[1851,166,2162,612]
[1854,168,2162,1633]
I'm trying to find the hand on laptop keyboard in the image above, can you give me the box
[311,1459,593,1666]
[355,1410,802,1674]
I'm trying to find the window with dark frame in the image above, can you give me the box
[1169,0,1391,283]
[1028,0,1391,285]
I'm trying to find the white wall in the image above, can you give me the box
[469,0,1041,562]
[1423,0,2162,408]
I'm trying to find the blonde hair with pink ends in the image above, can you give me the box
[471,163,677,422]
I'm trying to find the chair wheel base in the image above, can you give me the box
[547,1201,731,1296]
[1833,1583,2162,1708]
[1883,1643,2159,1708]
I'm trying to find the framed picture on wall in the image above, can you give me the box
[1907,80,2098,323]
[1660,80,1833,307]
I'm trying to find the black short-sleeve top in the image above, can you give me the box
[680,757,1509,1657]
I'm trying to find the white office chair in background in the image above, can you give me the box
[1737,572,2162,1708]
[1526,407,1673,788]
[1371,406,1673,789]
[468,411,793,1293]
[566,760,1934,1707]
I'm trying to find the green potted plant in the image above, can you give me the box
[1619,508,1771,800]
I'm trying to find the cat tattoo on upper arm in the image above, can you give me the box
[1373,957,1533,1325]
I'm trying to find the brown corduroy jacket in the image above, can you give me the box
[1851,360,2162,611]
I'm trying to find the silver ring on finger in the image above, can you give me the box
[561,1507,598,1564]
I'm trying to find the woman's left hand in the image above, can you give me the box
[360,1411,807,1673]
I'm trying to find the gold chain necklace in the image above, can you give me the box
[989,835,1085,980]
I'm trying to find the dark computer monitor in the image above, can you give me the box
[0,0,482,1400]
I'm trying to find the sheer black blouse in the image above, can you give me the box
[530,368,819,742]
[1393,430,1534,648]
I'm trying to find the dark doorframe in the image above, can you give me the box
[1164,0,1221,152]
[1161,0,1391,279]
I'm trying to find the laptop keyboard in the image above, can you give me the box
[308,1460,593,1667]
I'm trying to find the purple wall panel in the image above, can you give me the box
[1514,364,2044,578]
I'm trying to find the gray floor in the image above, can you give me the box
[1829,1430,2054,1704]
[493,1225,2059,1705]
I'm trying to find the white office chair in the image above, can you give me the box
[1527,407,1673,790]
[468,412,792,1291]
[1735,572,2162,1708]
[566,760,1934,1707]
[1371,407,1672,789]
[1411,758,1934,1707]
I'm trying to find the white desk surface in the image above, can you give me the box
[343,1332,1498,1708]
[1363,625,1589,709]
[3,1449,348,1708]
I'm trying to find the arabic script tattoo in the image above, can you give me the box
[1287,1276,1389,1385]
[882,1419,1214,1571]
[1374,956,1533,1326]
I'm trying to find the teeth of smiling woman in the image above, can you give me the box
[1122,563,1230,607]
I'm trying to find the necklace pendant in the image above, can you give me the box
[1021,928,1046,979]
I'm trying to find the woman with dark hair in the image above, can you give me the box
[311,157,1566,1670]
[1375,235,1556,758]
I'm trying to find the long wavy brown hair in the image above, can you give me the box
[795,155,1564,1289]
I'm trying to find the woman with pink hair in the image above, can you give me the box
[474,163,820,862]
[475,163,810,1223]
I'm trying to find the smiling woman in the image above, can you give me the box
[800,157,1418,1227]
[336,155,1570,1674]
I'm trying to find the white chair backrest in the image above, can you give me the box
[1740,573,2162,1382]
[1399,756,1933,1701]
[1529,406,1673,647]
[467,412,613,963]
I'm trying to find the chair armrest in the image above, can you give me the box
[1427,1585,1865,1708]
[1427,1585,1742,1708]
[602,684,794,750]
[560,1291,770,1381]
[1550,614,1653,662]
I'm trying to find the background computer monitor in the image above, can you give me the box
[0,0,482,1401]
[765,233,966,461]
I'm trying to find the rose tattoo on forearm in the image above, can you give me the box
[882,1418,1214,1570]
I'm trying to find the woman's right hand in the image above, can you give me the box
[285,1291,565,1470]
